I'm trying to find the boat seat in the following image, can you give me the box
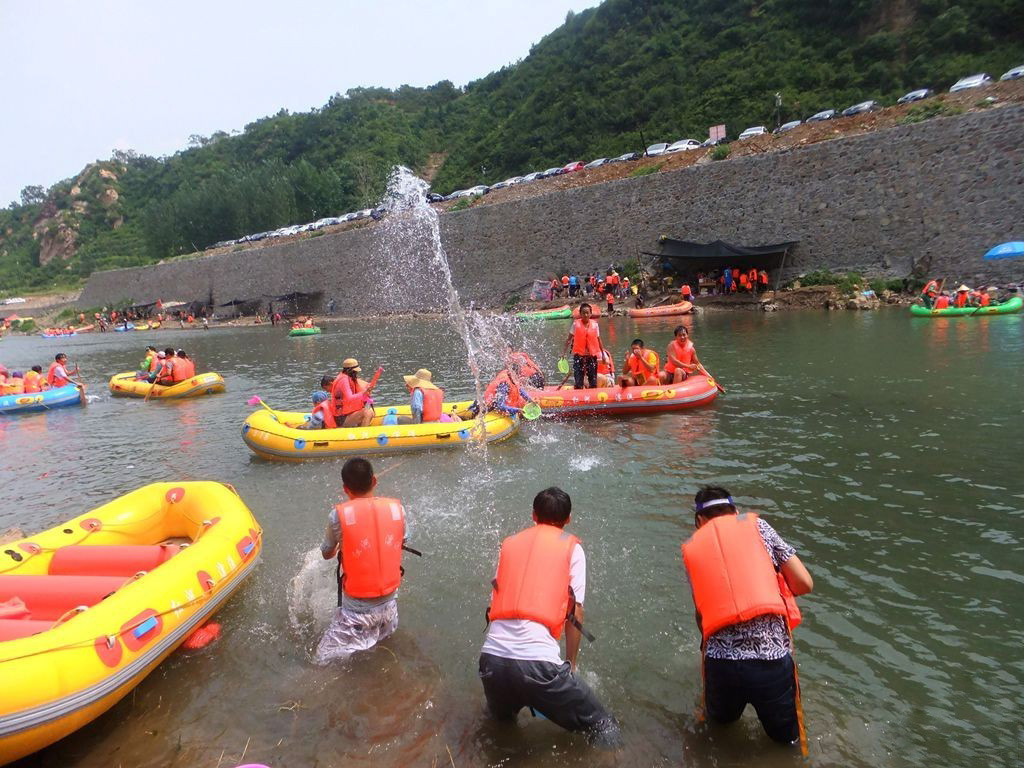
[0,575,126,622]
[0,619,54,642]
[49,544,179,577]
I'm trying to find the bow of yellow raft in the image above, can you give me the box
[242,400,520,461]
[108,371,226,399]
[0,482,262,765]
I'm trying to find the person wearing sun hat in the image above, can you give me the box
[953,284,971,309]
[331,357,378,428]
[399,368,447,424]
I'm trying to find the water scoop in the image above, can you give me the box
[522,402,542,421]
[557,357,570,374]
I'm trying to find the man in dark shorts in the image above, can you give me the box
[681,485,814,746]
[478,487,621,747]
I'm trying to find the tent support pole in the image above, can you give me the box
[773,249,788,297]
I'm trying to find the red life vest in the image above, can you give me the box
[336,497,405,598]
[681,513,787,641]
[23,370,42,393]
[489,524,579,638]
[332,373,366,416]
[626,349,660,383]
[681,284,692,297]
[571,318,601,356]
[561,275,569,286]
[417,387,444,422]
[484,371,525,409]
[313,399,337,429]
[748,268,757,284]
[922,280,939,297]
[759,270,769,286]
[665,339,695,373]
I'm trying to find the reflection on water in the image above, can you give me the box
[0,307,1021,767]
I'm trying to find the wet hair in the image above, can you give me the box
[630,338,645,347]
[694,485,736,524]
[320,374,334,389]
[533,487,572,526]
[342,458,375,494]
[163,348,175,357]
[673,325,688,336]
[31,365,42,373]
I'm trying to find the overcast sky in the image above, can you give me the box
[0,0,598,206]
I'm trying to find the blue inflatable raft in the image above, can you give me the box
[0,385,84,415]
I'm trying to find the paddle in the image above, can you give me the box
[697,364,725,395]
[246,395,282,418]
[522,402,542,420]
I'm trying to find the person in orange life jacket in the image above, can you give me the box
[289,390,336,430]
[954,285,971,308]
[171,350,195,382]
[933,292,951,309]
[681,283,694,302]
[661,325,701,384]
[479,487,622,747]
[605,287,615,315]
[759,269,769,290]
[316,458,408,663]
[47,353,80,388]
[619,338,660,387]
[595,348,615,388]
[475,363,535,416]
[920,279,940,308]
[976,289,991,307]
[398,368,455,424]
[507,348,545,388]
[332,358,375,427]
[682,485,813,745]
[151,349,177,385]
[23,366,44,393]
[562,303,605,389]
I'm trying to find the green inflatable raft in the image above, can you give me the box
[514,305,572,320]
[288,326,322,336]
[909,296,1022,317]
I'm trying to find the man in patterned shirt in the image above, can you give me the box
[682,485,813,745]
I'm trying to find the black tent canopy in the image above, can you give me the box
[641,238,798,292]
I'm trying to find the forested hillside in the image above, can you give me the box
[2,0,1020,292]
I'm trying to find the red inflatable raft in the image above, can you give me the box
[628,301,693,318]
[528,373,719,417]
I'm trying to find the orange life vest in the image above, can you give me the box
[596,350,612,376]
[606,291,615,304]
[46,362,68,388]
[732,268,740,279]
[155,359,175,384]
[336,496,405,598]
[681,284,692,297]
[934,295,950,309]
[571,318,601,356]
[171,358,195,382]
[954,292,968,308]
[312,399,337,429]
[417,387,444,422]
[608,273,620,286]
[922,280,939,297]
[23,370,42,393]
[488,523,579,638]
[332,373,366,416]
[980,293,991,307]
[682,513,787,641]
[626,349,660,383]
[561,275,570,286]
[508,352,539,379]
[759,270,769,286]
[666,339,695,372]
[484,371,525,409]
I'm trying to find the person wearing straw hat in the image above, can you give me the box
[952,284,971,308]
[399,368,448,424]
[331,358,378,428]
[681,485,813,749]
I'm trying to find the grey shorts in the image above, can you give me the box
[478,653,621,747]
[315,601,398,664]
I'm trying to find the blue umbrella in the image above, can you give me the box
[984,241,1024,260]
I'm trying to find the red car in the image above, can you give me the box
[561,161,585,173]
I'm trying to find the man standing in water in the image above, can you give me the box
[479,487,621,747]
[316,458,407,663]
[681,485,813,746]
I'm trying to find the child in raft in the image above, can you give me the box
[561,303,605,390]
[660,325,701,384]
[619,339,660,386]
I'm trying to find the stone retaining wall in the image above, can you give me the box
[78,104,1024,313]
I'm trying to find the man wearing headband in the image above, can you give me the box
[681,485,813,746]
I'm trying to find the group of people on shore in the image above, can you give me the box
[134,346,197,384]
[920,279,994,309]
[316,458,813,750]
[550,270,634,301]
[562,303,701,389]
[0,353,82,394]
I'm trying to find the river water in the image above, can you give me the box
[1,308,1021,768]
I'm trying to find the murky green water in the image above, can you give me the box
[1,308,1021,768]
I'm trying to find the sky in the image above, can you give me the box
[0,0,599,206]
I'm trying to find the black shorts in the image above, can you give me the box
[704,654,800,744]
[478,653,621,747]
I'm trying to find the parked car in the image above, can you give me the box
[212,240,235,248]
[1000,65,1024,81]
[561,161,585,173]
[949,73,992,92]
[700,137,726,148]
[775,120,801,133]
[842,100,881,117]
[490,176,523,190]
[645,142,669,157]
[897,88,932,104]
[667,139,702,152]
[426,192,445,203]
[520,171,544,182]
[539,167,563,178]
[806,109,837,122]
[584,157,609,169]
[737,126,767,140]
[611,152,640,162]
[2,297,26,304]
[451,185,489,197]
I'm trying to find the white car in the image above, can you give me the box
[738,126,767,140]
[3,297,26,304]
[645,142,670,157]
[490,177,522,190]
[950,73,992,92]
[1000,65,1024,81]
[666,139,702,153]
[897,88,931,104]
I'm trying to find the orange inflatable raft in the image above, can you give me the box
[527,373,719,417]
[628,301,693,318]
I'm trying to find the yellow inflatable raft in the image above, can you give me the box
[242,400,519,461]
[108,371,226,399]
[0,482,261,765]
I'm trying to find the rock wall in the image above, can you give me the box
[79,105,1024,313]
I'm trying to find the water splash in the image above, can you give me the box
[288,547,336,634]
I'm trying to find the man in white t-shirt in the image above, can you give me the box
[479,487,621,747]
